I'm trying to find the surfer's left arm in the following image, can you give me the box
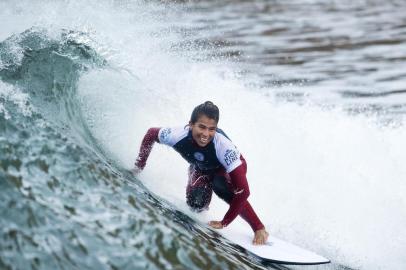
[209,157,269,245]
[208,164,249,230]
[220,163,251,227]
[208,157,250,225]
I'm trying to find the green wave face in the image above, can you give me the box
[0,28,268,270]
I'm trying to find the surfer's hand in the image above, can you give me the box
[133,159,146,173]
[209,220,224,229]
[131,166,142,175]
[253,228,269,245]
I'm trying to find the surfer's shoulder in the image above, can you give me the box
[213,129,234,148]
[158,126,188,146]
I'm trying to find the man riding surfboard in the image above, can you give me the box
[133,101,269,245]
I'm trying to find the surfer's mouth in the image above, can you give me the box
[197,136,210,146]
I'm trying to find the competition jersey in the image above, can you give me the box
[157,126,242,173]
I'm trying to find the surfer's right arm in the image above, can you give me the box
[134,127,161,172]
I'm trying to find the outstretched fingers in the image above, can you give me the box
[253,228,269,245]
[209,220,224,229]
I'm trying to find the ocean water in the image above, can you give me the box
[1,1,406,270]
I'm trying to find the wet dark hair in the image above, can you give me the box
[190,101,220,124]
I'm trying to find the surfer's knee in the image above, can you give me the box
[186,187,211,212]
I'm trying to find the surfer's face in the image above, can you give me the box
[190,115,217,147]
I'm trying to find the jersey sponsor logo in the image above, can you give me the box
[159,128,171,143]
[194,152,205,161]
[224,149,238,166]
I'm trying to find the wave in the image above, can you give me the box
[0,28,275,270]
[1,1,406,270]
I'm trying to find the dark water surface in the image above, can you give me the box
[174,0,406,120]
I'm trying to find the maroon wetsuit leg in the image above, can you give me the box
[186,165,213,212]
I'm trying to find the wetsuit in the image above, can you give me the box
[135,126,264,232]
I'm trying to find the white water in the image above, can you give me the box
[2,1,406,269]
[81,65,406,269]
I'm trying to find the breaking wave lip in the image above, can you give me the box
[0,27,108,154]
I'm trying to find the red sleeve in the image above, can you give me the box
[135,127,160,170]
[220,161,251,227]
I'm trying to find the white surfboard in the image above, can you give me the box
[219,228,330,265]
[139,171,329,265]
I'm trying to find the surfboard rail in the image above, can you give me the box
[219,230,331,265]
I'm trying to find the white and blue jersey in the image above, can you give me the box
[158,126,242,173]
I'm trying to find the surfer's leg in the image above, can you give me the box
[213,174,264,232]
[186,165,213,212]
[212,175,233,203]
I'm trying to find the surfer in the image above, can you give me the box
[133,101,269,245]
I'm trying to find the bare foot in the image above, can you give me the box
[253,228,269,245]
